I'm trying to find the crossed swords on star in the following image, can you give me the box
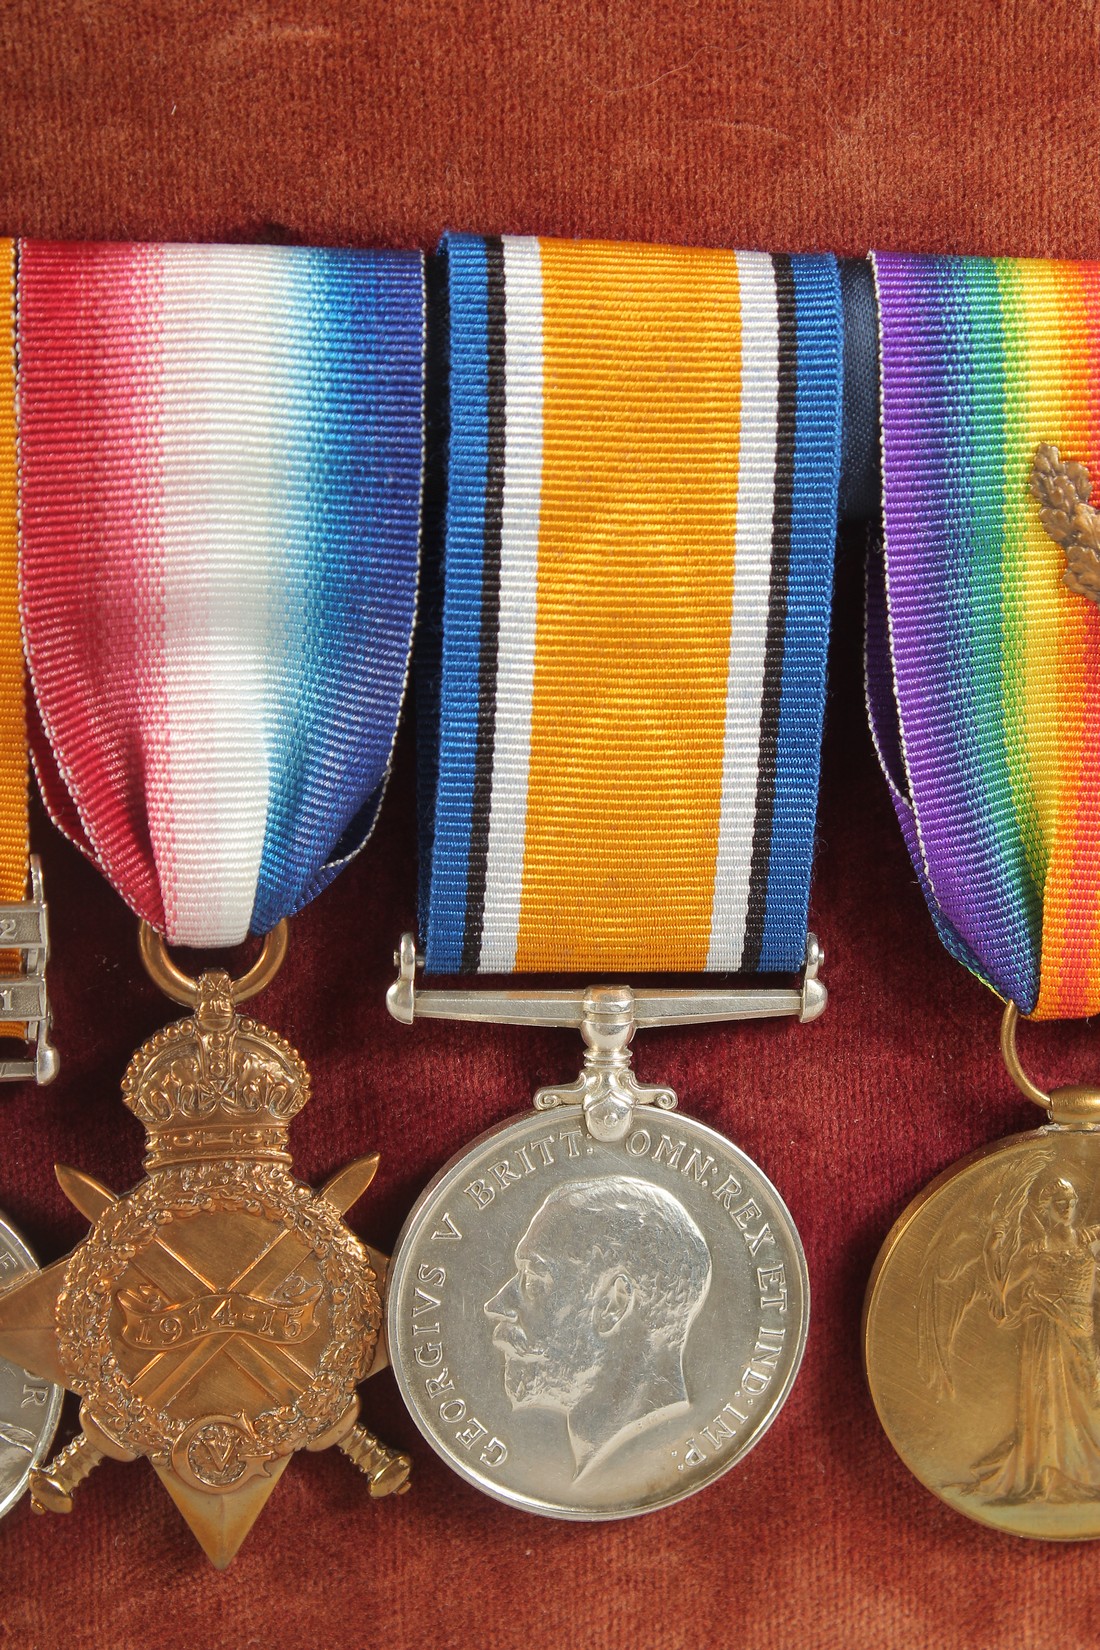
[57,1152,385,1415]
[0,1151,409,1565]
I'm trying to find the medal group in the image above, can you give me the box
[0,235,1097,1565]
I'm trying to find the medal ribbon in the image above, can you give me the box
[16,242,425,947]
[0,246,28,911]
[421,236,842,974]
[0,242,37,1040]
[869,252,1100,1019]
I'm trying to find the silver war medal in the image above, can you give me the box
[385,936,820,1518]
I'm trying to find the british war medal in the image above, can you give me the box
[386,235,842,1518]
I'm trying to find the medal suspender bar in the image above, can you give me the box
[0,241,425,1565]
[864,253,1100,1540]
[386,235,842,1519]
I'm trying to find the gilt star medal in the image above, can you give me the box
[7,240,426,1560]
[0,949,408,1566]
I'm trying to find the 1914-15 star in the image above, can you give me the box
[0,968,410,1567]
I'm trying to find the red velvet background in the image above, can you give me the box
[3,3,1100,1646]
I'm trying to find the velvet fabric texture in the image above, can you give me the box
[2,3,1099,1646]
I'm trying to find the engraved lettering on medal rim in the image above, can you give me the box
[463,1129,585,1210]
[625,1128,784,1261]
[758,1263,788,1313]
[673,1322,788,1470]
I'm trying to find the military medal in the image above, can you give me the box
[385,235,842,1517]
[863,252,1100,1539]
[0,241,425,1563]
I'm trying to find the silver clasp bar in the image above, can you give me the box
[386,932,824,1143]
[0,858,58,1085]
[387,931,826,1030]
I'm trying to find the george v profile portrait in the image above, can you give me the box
[484,1176,712,1478]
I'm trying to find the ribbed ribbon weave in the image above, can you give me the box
[0,244,28,910]
[0,241,31,1033]
[17,242,425,946]
[869,252,1100,1019]
[421,235,842,975]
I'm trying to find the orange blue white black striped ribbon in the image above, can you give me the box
[421,235,843,975]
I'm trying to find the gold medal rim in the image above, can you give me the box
[863,1123,1100,1542]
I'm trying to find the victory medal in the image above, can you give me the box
[863,251,1100,1539]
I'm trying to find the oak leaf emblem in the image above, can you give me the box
[1031,442,1100,605]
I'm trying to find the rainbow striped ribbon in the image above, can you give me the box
[870,253,1100,1019]
[421,235,842,975]
[17,242,424,947]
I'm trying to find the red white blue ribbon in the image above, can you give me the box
[17,242,424,946]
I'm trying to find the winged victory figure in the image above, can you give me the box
[918,1148,1100,1503]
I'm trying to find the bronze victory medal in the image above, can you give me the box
[0,962,409,1567]
[865,1119,1100,1541]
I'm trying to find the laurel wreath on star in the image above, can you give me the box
[55,1160,380,1463]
